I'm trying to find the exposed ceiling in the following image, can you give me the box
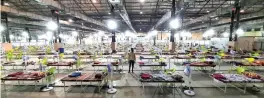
[1,0,264,37]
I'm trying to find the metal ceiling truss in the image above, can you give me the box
[3,0,264,34]
[119,0,136,33]
[148,0,191,32]
[184,0,262,28]
[34,0,106,28]
[1,6,102,32]
[189,0,264,31]
[191,9,264,32]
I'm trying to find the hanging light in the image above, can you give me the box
[0,24,5,32]
[46,31,53,37]
[59,34,64,38]
[186,31,192,37]
[215,17,219,20]
[93,33,98,37]
[125,30,131,36]
[174,33,180,38]
[38,34,46,39]
[151,30,158,36]
[4,2,9,6]
[98,31,104,36]
[167,33,171,37]
[236,28,244,36]
[107,20,117,30]
[68,19,73,22]
[140,0,145,3]
[46,31,53,41]
[223,32,229,37]
[46,21,58,31]
[240,9,245,13]
[22,31,28,38]
[202,33,208,37]
[72,31,78,37]
[204,29,215,37]
[10,35,14,39]
[169,18,180,29]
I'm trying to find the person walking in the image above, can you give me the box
[128,48,136,73]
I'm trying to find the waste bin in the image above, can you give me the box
[59,48,64,53]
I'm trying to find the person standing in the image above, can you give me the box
[128,48,136,73]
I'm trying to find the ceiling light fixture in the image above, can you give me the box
[72,31,78,37]
[22,31,28,38]
[240,9,245,13]
[46,31,53,41]
[68,19,73,22]
[0,24,5,32]
[223,32,229,37]
[140,0,145,3]
[4,2,9,6]
[236,28,244,36]
[92,0,97,3]
[46,21,58,31]
[98,31,104,36]
[206,29,215,36]
[215,17,218,20]
[150,30,158,36]
[59,34,64,38]
[140,11,143,14]
[170,18,180,29]
[10,35,14,39]
[107,20,118,30]
[206,10,210,13]
[203,29,215,37]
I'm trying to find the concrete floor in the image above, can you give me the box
[1,55,264,98]
[1,86,264,98]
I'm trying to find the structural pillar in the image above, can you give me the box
[234,0,240,42]
[3,13,10,43]
[51,10,59,43]
[1,11,13,51]
[169,0,176,53]
[57,14,61,43]
[111,30,116,53]
[25,27,31,42]
[229,9,235,41]
[263,25,264,36]
[110,5,116,53]
[51,10,62,51]
[153,36,156,46]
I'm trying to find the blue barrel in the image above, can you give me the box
[59,48,64,53]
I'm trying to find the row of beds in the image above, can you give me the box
[1,51,264,97]
[138,51,264,95]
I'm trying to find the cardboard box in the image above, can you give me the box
[1,43,12,52]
